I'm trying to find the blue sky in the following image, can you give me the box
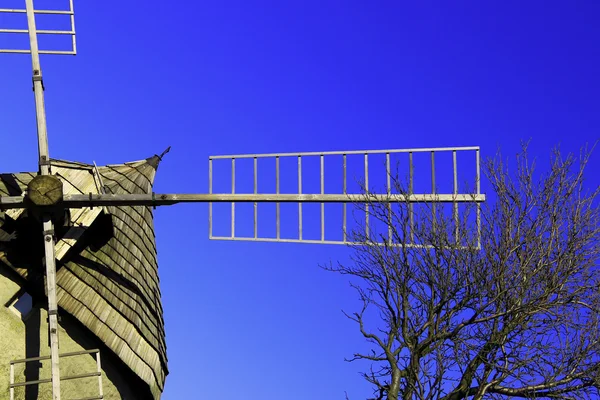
[1,1,599,399]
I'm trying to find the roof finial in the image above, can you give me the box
[146,146,172,170]
[158,146,171,161]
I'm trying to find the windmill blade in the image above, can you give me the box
[0,1,77,55]
[1,2,78,399]
[207,146,483,246]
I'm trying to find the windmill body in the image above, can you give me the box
[0,158,167,399]
[0,2,484,399]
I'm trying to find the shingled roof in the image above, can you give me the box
[0,156,168,399]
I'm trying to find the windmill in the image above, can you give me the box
[0,1,485,399]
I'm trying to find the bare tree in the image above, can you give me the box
[325,146,600,400]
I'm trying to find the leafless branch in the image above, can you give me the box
[324,145,600,400]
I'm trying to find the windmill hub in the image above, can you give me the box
[27,174,64,206]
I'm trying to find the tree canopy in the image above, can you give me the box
[327,147,600,400]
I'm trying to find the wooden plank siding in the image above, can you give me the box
[0,157,168,399]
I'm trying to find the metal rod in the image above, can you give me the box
[209,158,213,238]
[298,156,302,240]
[0,28,75,34]
[409,152,414,244]
[254,157,257,239]
[210,146,481,159]
[60,372,101,382]
[386,153,392,244]
[70,0,77,54]
[453,150,459,243]
[96,351,103,399]
[0,8,74,14]
[365,153,369,240]
[210,235,474,249]
[9,362,14,400]
[24,0,61,397]
[321,155,325,241]
[60,349,100,357]
[431,152,436,193]
[343,154,347,242]
[38,50,75,55]
[276,156,280,239]
[431,151,436,231]
[476,149,481,192]
[10,377,52,388]
[0,49,76,55]
[11,349,100,364]
[231,158,235,238]
[476,148,481,248]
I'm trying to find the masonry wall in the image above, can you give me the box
[0,268,152,400]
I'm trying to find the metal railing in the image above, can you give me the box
[208,146,483,247]
[9,348,104,400]
[0,0,77,55]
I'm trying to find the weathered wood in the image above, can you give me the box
[27,174,63,206]
[0,192,487,210]
[42,213,61,400]
[0,195,26,209]
[55,278,164,392]
[60,193,486,207]
[25,0,62,396]
[54,206,102,260]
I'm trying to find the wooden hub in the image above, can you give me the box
[27,175,64,206]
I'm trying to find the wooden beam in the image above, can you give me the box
[0,196,26,209]
[0,193,486,210]
[27,175,63,206]
[24,0,61,396]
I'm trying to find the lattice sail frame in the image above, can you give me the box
[208,146,484,247]
[1,2,77,399]
[0,1,77,55]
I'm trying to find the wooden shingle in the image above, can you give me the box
[0,156,168,399]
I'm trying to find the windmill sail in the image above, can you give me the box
[1,3,79,398]
[0,2,77,55]
[208,147,483,246]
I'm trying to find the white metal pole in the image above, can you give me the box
[24,1,61,398]
[9,362,14,400]
[96,351,104,398]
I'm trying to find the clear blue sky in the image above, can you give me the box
[1,1,599,399]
